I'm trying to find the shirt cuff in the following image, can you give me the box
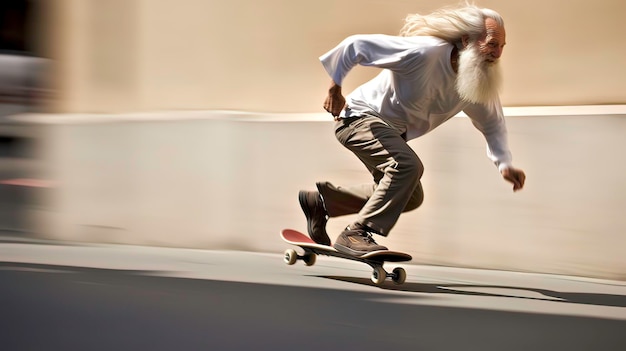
[498,162,513,173]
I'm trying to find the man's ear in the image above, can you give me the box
[461,35,470,48]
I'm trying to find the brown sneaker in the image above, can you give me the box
[333,224,388,256]
[298,190,330,245]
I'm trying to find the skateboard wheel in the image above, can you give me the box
[284,249,298,265]
[371,266,386,286]
[391,267,406,285]
[302,252,317,266]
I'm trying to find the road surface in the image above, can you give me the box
[1,238,626,350]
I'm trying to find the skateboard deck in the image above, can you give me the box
[280,228,412,286]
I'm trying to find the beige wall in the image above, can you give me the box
[45,0,626,113]
[23,111,626,280]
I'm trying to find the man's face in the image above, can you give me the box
[455,17,505,105]
[476,17,506,63]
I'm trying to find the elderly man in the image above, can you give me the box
[299,4,526,256]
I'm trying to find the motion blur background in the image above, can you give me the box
[1,0,625,279]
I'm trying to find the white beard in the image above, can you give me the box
[455,43,502,105]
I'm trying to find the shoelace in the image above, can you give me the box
[362,232,378,244]
[346,225,380,245]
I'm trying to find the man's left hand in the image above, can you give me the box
[501,167,526,192]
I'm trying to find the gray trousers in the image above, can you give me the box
[318,115,424,236]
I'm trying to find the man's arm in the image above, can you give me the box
[319,34,416,87]
[319,34,424,118]
[464,100,526,192]
[320,34,415,120]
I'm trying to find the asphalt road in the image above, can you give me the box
[1,241,626,351]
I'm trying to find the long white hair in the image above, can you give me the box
[400,2,504,45]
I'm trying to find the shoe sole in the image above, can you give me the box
[298,191,330,246]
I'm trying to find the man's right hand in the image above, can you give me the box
[323,81,346,120]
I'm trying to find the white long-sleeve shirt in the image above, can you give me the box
[319,34,513,170]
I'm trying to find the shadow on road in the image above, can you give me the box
[322,276,626,308]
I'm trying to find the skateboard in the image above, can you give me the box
[280,228,412,286]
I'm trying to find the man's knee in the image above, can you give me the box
[395,151,424,180]
[404,183,424,212]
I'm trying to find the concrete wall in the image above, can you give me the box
[17,110,626,281]
[44,0,626,113]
